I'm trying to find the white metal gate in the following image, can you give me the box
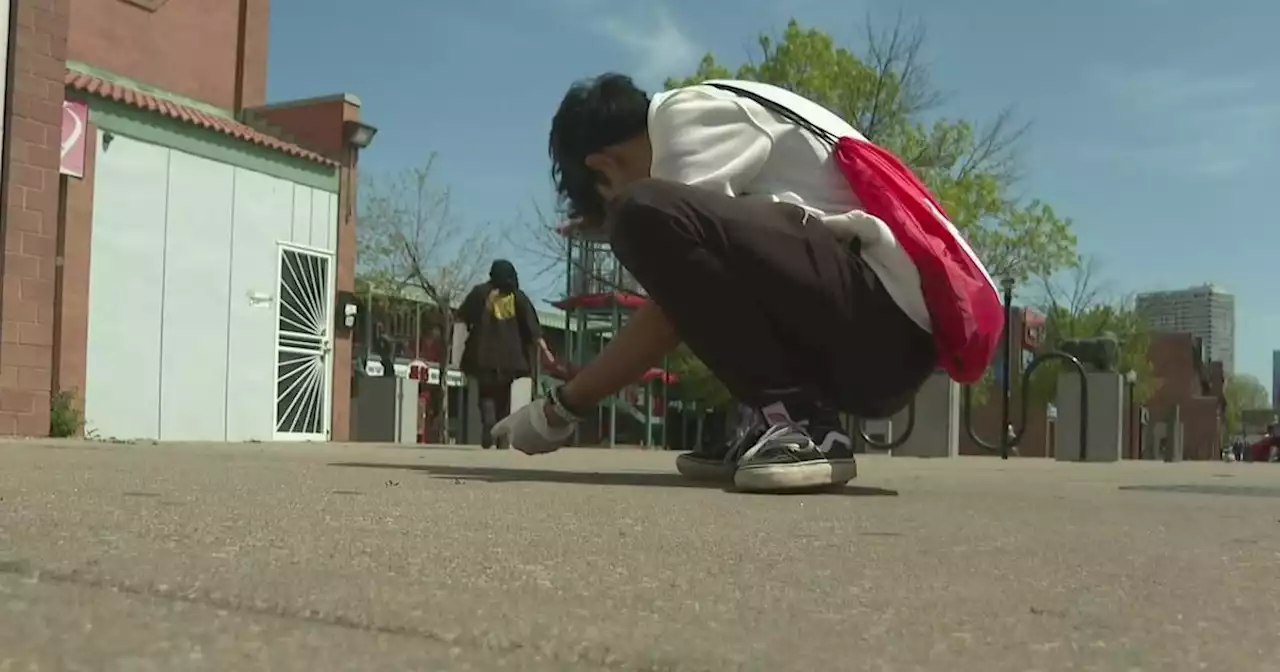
[274,243,334,440]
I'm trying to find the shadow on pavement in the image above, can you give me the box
[328,462,899,496]
[1119,484,1280,498]
[366,444,481,452]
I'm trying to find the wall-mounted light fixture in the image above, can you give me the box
[343,120,378,149]
[340,122,377,219]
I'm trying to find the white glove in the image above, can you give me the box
[491,398,576,455]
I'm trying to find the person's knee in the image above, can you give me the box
[607,179,694,252]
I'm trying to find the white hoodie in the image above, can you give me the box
[647,79,931,333]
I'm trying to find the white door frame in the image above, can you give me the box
[272,241,336,441]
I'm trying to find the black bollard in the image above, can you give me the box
[999,277,1016,461]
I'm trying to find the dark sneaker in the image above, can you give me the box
[733,422,857,492]
[675,405,764,482]
[674,450,734,482]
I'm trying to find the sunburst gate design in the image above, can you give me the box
[276,249,331,436]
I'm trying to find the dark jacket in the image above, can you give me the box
[458,261,541,381]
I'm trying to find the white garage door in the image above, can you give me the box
[84,131,338,441]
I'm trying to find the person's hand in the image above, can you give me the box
[491,398,576,455]
[544,359,582,381]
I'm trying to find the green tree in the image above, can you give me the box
[1223,373,1270,437]
[666,18,1078,285]
[667,344,734,409]
[663,17,1079,408]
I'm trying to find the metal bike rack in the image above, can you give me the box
[855,400,917,450]
[855,276,1095,461]
[962,351,1090,461]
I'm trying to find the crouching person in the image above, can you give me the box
[494,74,1000,493]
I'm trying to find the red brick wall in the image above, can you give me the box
[0,0,71,435]
[53,118,95,410]
[1148,333,1199,401]
[239,0,269,109]
[333,158,355,441]
[1146,332,1224,460]
[1207,361,1225,397]
[67,0,269,110]
[1182,398,1221,461]
[256,99,348,159]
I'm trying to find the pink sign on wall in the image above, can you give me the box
[60,99,88,178]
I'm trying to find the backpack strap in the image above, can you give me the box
[705,82,840,146]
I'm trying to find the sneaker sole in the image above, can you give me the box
[733,458,857,492]
[675,453,736,482]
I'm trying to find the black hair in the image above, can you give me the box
[489,259,519,294]
[548,73,650,221]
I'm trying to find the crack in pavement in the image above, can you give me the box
[0,560,695,672]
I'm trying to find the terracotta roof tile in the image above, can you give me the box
[64,70,339,167]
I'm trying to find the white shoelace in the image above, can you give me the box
[734,422,814,464]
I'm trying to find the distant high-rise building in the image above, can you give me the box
[1136,284,1235,375]
[1272,351,1280,407]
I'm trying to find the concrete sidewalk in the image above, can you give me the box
[1,440,1277,671]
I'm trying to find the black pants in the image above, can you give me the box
[477,379,512,446]
[607,179,935,419]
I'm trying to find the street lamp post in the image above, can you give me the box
[999,276,1017,460]
[1124,370,1138,459]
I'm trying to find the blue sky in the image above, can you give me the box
[268,0,1279,387]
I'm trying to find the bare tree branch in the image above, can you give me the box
[503,201,573,299]
[503,205,640,302]
[357,154,505,441]
[360,156,498,307]
[955,108,1031,184]
[859,11,942,139]
[1037,255,1111,316]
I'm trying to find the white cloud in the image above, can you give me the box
[554,0,701,84]
[1077,66,1280,178]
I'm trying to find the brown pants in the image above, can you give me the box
[606,179,935,419]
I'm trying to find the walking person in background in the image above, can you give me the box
[458,260,557,449]
[372,319,400,377]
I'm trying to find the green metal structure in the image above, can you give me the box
[550,226,670,448]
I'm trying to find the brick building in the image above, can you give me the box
[1145,332,1225,461]
[0,0,374,440]
[964,324,1226,461]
